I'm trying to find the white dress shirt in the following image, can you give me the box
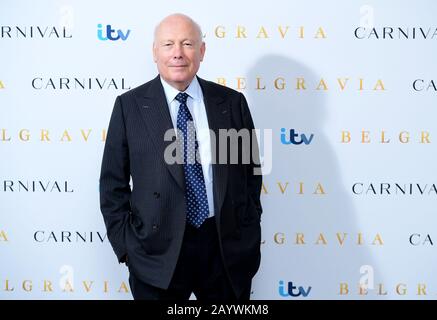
[160,76,215,218]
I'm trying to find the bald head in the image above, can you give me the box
[154,13,203,44]
[152,13,206,91]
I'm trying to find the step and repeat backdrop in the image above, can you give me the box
[1,0,436,299]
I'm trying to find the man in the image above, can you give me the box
[99,13,262,300]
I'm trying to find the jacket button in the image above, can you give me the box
[153,192,160,198]
[152,224,158,230]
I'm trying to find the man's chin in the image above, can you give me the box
[169,73,191,81]
[170,76,193,84]
[165,77,192,90]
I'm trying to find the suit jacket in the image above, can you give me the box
[99,75,263,298]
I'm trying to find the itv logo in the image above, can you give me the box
[97,24,131,41]
[280,128,314,145]
[279,280,312,298]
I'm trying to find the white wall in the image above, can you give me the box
[1,0,436,299]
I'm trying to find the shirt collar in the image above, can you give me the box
[160,76,203,105]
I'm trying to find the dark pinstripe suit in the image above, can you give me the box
[99,75,262,299]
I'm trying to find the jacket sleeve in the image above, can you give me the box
[239,93,263,217]
[99,96,131,263]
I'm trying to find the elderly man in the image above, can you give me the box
[99,13,262,300]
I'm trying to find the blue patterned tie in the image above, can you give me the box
[175,92,209,228]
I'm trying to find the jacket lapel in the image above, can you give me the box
[198,77,230,216]
[134,76,185,190]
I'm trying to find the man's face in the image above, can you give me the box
[153,16,205,91]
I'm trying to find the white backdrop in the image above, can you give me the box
[1,0,437,299]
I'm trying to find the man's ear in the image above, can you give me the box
[152,42,158,62]
[200,42,206,62]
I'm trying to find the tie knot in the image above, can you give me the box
[175,92,189,104]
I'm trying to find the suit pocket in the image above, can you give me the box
[129,213,172,255]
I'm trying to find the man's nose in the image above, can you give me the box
[172,44,184,59]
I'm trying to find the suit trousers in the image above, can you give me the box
[128,216,251,301]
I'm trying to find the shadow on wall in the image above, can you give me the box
[245,55,383,299]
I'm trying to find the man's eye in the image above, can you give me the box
[163,43,172,47]
[183,43,192,46]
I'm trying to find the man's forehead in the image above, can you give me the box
[158,24,194,33]
[158,18,195,31]
[157,35,197,42]
[155,28,198,42]
[154,15,202,43]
